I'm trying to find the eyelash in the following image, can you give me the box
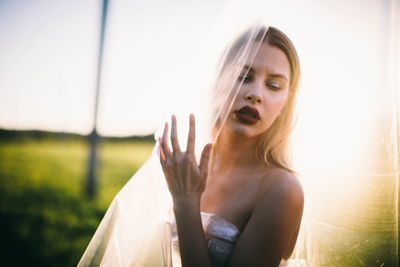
[239,73,252,83]
[239,74,282,90]
[266,81,281,90]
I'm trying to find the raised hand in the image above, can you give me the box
[159,114,212,204]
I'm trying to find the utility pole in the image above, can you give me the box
[87,0,109,199]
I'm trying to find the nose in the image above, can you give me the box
[244,81,263,104]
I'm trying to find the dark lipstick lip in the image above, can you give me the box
[234,113,259,124]
[235,106,261,120]
[233,105,261,125]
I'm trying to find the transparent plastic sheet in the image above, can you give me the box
[79,0,399,266]
[77,150,170,266]
[79,23,278,266]
[289,0,400,265]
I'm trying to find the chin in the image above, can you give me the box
[223,115,270,139]
[228,122,263,139]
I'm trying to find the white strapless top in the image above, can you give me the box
[171,212,305,267]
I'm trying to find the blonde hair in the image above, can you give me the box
[257,26,300,173]
[214,26,301,173]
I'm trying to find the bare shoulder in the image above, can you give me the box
[226,168,304,266]
[253,167,305,233]
[258,168,304,207]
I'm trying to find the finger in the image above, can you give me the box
[199,144,212,178]
[159,137,166,163]
[186,114,195,155]
[161,122,172,155]
[170,115,181,154]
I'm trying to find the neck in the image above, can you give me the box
[212,127,263,174]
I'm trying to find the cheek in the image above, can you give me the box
[264,93,289,117]
[230,90,246,110]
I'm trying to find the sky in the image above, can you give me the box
[0,0,398,142]
[0,0,225,135]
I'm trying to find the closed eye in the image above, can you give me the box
[266,80,282,90]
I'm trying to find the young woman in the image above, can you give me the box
[160,26,303,267]
[79,25,304,267]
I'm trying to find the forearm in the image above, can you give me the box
[159,115,213,266]
[173,198,213,267]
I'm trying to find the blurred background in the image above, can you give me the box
[0,0,399,266]
[0,0,226,265]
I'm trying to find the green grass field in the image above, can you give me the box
[0,137,154,266]
[0,135,398,266]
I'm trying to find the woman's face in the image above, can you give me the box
[225,42,291,139]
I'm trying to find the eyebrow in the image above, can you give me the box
[268,73,288,81]
[242,65,288,81]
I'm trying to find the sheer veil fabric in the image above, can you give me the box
[79,23,275,267]
[79,0,399,266]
